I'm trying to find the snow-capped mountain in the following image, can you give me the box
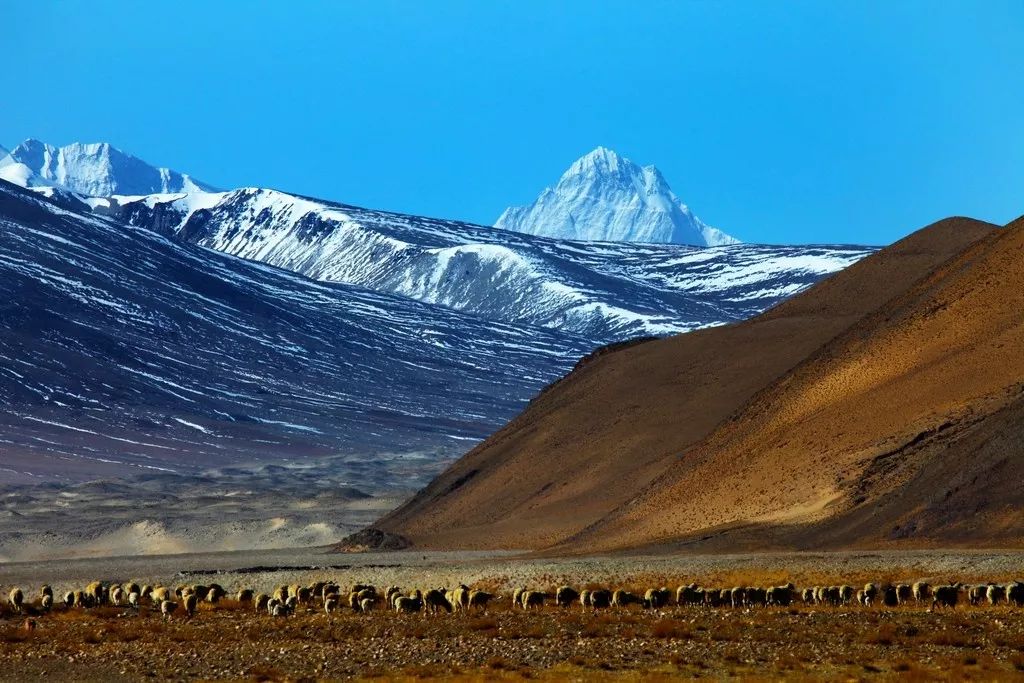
[495,147,739,246]
[0,178,592,481]
[0,139,215,197]
[0,139,872,344]
[109,187,872,341]
[0,139,877,484]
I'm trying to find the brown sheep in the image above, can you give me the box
[468,590,495,611]
[932,584,960,609]
[555,586,579,608]
[424,589,452,613]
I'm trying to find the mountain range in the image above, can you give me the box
[495,147,739,246]
[0,138,872,484]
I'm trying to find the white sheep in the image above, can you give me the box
[160,600,178,620]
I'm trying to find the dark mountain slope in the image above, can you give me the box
[0,180,592,483]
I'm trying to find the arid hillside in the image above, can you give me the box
[369,216,999,551]
[566,214,1024,553]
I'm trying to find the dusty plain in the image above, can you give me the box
[3,549,1024,680]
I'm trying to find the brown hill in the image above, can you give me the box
[564,213,1024,553]
[369,216,997,550]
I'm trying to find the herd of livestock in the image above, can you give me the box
[4,579,1024,621]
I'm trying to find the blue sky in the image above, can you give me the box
[2,1,1022,245]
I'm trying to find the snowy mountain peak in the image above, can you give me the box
[3,139,217,197]
[496,147,739,247]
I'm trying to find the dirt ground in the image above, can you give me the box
[3,549,1024,681]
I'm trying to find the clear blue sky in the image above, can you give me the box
[2,1,1022,245]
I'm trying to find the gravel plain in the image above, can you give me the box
[4,548,1024,680]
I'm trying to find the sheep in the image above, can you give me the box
[384,586,402,606]
[645,588,672,609]
[360,597,376,613]
[324,596,340,615]
[468,590,495,611]
[184,593,199,617]
[424,589,452,613]
[555,586,579,608]
[521,591,546,609]
[110,587,125,606]
[767,584,795,607]
[732,587,748,608]
[206,585,226,604]
[64,591,75,608]
[124,582,140,598]
[40,594,53,612]
[932,584,960,609]
[579,590,591,608]
[677,585,703,606]
[40,585,53,600]
[285,596,298,612]
[128,592,140,610]
[856,589,866,606]
[273,586,289,604]
[800,588,814,604]
[987,584,1006,605]
[324,583,342,601]
[862,583,878,606]
[913,582,931,603]
[612,589,641,608]
[8,587,24,613]
[395,595,423,613]
[512,587,526,609]
[747,587,767,607]
[254,594,271,612]
[296,587,311,605]
[1007,582,1024,606]
[882,585,899,607]
[84,581,104,606]
[704,589,725,608]
[160,600,178,620]
[895,584,912,604]
[237,589,254,603]
[152,587,172,604]
[73,591,87,608]
[271,602,289,618]
[968,584,988,606]
[840,585,855,605]
[449,586,468,611]
[590,589,612,609]
[141,585,154,600]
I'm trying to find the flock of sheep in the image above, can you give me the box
[5,579,1024,621]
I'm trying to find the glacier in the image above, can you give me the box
[495,146,739,246]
